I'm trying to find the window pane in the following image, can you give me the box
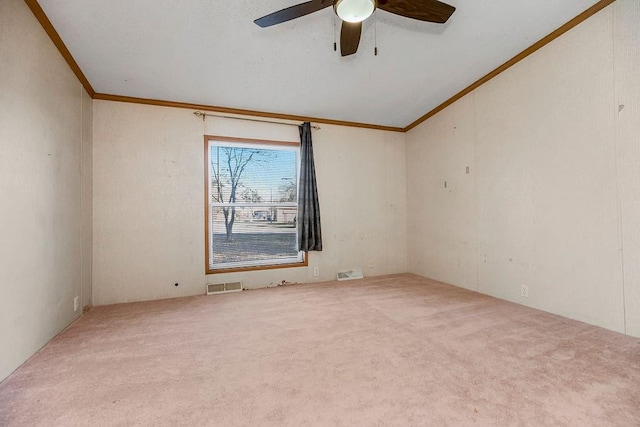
[210,206,300,268]
[210,145,297,205]
[207,140,302,271]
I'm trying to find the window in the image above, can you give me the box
[205,136,306,273]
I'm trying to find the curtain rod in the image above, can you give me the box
[193,111,321,129]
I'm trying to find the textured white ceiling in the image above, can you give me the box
[38,0,602,128]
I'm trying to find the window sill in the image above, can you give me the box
[206,255,308,275]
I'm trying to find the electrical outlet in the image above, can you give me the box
[313,267,319,277]
[73,296,79,312]
[521,284,529,298]
[368,258,374,269]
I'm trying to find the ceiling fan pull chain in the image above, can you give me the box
[374,15,378,56]
[333,12,337,51]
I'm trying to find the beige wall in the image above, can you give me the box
[81,87,93,310]
[0,0,92,381]
[92,101,407,305]
[407,0,640,336]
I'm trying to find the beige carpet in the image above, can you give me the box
[1,274,639,426]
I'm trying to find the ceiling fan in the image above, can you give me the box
[254,0,456,57]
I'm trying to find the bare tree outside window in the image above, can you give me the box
[279,178,297,202]
[210,147,271,241]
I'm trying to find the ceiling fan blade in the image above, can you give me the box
[340,21,362,57]
[254,0,332,28]
[377,0,455,24]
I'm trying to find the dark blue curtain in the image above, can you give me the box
[297,122,322,251]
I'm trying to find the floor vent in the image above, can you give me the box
[206,282,242,295]
[336,269,364,281]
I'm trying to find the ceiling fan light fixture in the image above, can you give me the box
[335,0,375,23]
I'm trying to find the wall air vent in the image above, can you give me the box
[336,269,364,281]
[206,282,242,295]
